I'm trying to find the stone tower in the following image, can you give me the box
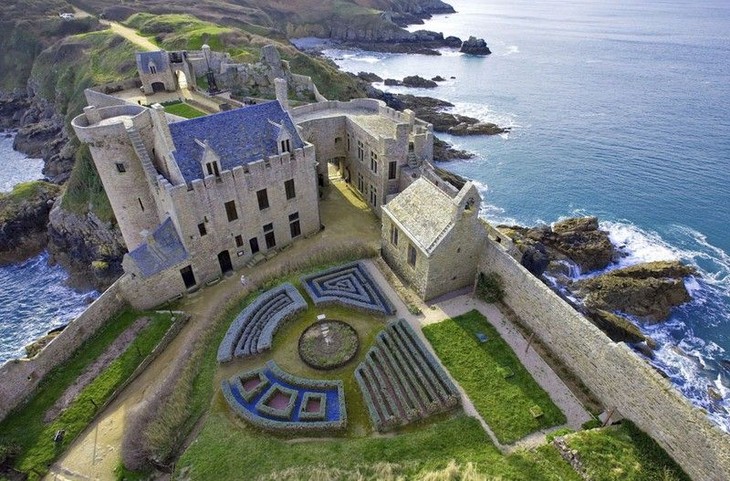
[71,104,161,250]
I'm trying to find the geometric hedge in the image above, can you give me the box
[301,261,395,315]
[221,360,347,433]
[355,319,460,432]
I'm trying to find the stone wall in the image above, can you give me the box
[479,238,730,480]
[0,281,127,422]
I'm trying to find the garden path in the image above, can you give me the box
[364,259,593,453]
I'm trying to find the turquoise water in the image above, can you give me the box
[0,136,94,363]
[325,0,730,430]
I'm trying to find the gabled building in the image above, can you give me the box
[381,177,485,301]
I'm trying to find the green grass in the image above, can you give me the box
[177,411,579,481]
[60,143,114,223]
[0,309,175,480]
[0,181,60,223]
[564,422,690,481]
[163,102,206,119]
[422,310,566,444]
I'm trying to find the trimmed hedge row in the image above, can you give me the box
[355,319,460,432]
[221,361,347,433]
[300,261,395,315]
[217,283,307,363]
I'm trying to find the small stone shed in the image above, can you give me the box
[381,177,485,300]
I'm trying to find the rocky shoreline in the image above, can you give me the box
[498,217,697,349]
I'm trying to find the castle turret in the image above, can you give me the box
[71,104,162,251]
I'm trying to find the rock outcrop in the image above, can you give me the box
[460,36,491,55]
[0,181,61,262]
[576,261,696,323]
[47,201,126,290]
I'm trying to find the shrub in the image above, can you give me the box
[477,272,504,303]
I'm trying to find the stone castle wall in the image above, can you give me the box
[479,238,730,480]
[0,281,126,422]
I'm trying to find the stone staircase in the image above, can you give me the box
[126,126,158,186]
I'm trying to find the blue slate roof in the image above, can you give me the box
[168,101,305,183]
[137,51,168,74]
[128,217,188,278]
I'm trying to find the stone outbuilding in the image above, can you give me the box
[381,177,485,301]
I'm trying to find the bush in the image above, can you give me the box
[477,272,504,303]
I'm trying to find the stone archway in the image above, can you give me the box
[151,81,165,93]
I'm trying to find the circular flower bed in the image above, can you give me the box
[298,320,359,370]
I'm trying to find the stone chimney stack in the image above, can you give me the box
[275,78,289,110]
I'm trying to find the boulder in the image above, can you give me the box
[431,75,446,82]
[588,309,656,347]
[402,75,437,88]
[432,136,474,161]
[576,261,694,322]
[520,243,550,276]
[384,78,402,86]
[448,121,506,136]
[357,71,383,83]
[444,36,462,48]
[460,36,491,55]
[0,181,61,261]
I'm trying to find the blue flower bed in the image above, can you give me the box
[300,261,395,315]
[222,361,346,432]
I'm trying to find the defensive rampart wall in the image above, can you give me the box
[479,238,730,480]
[0,281,126,421]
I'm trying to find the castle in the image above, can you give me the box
[71,46,485,308]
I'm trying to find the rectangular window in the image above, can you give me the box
[369,185,377,207]
[206,162,220,177]
[357,140,364,162]
[257,189,269,210]
[280,139,291,153]
[225,200,238,222]
[289,212,301,238]
[388,161,397,180]
[249,237,260,254]
[138,198,145,212]
[370,151,378,173]
[407,244,417,267]
[264,223,276,249]
[389,224,398,246]
[235,235,243,247]
[347,134,351,151]
[284,179,296,200]
[116,163,126,173]
[357,173,364,193]
[198,223,207,236]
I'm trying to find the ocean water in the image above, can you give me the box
[324,0,730,431]
[0,135,94,363]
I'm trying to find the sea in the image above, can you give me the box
[0,133,94,364]
[320,0,730,431]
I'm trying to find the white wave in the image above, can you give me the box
[601,220,678,265]
[503,45,520,56]
[441,102,519,130]
[436,48,464,57]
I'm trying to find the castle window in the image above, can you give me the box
[357,140,364,162]
[369,185,377,207]
[284,179,296,200]
[257,189,269,210]
[198,223,207,236]
[149,64,157,74]
[280,139,291,154]
[225,200,238,222]
[347,134,351,151]
[235,235,244,248]
[289,212,301,238]
[206,161,220,177]
[388,161,397,180]
[390,224,398,246]
[370,151,378,173]
[407,244,417,267]
[357,174,364,193]
[138,198,145,212]
[263,223,276,249]
[116,163,126,173]
[335,136,342,145]
[180,265,196,288]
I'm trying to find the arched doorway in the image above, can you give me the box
[151,81,165,93]
[176,70,189,90]
[218,250,233,275]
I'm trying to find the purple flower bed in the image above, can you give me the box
[300,261,395,315]
[221,361,346,432]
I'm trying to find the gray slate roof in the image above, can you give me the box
[168,100,305,183]
[382,178,457,256]
[136,51,168,74]
[128,217,188,278]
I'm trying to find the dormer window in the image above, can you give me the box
[149,63,157,74]
[280,138,291,154]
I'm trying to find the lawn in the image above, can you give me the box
[563,422,690,481]
[177,411,580,481]
[0,309,175,480]
[163,101,205,119]
[422,310,566,444]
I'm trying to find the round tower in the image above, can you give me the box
[71,104,161,251]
